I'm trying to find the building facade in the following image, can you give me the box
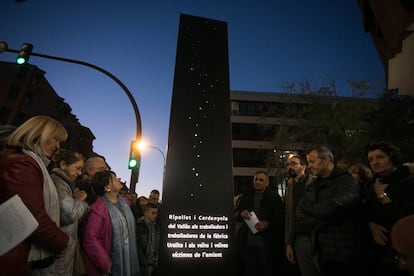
[0,61,95,158]
[358,0,414,95]
[230,90,377,196]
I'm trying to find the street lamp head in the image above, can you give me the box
[136,140,148,151]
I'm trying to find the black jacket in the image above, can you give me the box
[236,186,284,251]
[366,165,414,230]
[136,217,160,267]
[297,167,365,261]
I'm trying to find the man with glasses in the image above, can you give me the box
[284,155,319,276]
[76,156,108,205]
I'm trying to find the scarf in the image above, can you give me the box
[102,195,140,275]
[24,149,60,262]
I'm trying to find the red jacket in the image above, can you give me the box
[0,149,69,275]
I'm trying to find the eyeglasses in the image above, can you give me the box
[285,162,300,166]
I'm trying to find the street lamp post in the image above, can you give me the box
[0,41,142,191]
[138,142,166,185]
[149,145,166,171]
[149,145,166,187]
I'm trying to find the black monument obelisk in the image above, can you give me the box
[158,14,235,275]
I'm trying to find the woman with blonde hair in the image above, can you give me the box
[0,115,69,275]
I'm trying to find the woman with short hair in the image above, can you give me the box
[366,141,414,276]
[0,115,70,275]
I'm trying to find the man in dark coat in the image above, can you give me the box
[297,145,366,276]
[236,170,284,276]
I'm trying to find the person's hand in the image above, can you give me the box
[254,220,268,232]
[374,178,389,195]
[369,222,388,246]
[73,188,87,201]
[285,244,295,264]
[241,210,251,220]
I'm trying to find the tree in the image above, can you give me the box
[263,78,379,168]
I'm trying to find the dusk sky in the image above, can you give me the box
[1,0,384,199]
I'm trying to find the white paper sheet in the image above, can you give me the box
[0,194,39,256]
[242,211,259,234]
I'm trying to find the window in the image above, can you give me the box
[232,123,275,141]
[233,148,269,167]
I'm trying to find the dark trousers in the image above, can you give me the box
[242,245,280,276]
[320,260,365,276]
[294,239,320,276]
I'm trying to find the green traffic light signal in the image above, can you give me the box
[16,56,26,64]
[128,158,138,169]
[16,43,33,65]
[128,140,140,170]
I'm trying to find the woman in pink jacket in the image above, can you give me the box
[82,170,140,276]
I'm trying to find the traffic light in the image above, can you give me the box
[16,43,33,65]
[128,156,138,169]
[128,140,140,169]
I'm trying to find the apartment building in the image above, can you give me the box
[230,90,376,196]
[0,61,95,157]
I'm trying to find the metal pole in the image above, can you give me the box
[150,146,166,166]
[5,47,142,191]
[150,145,166,186]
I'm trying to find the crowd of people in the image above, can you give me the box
[0,116,161,276]
[235,144,414,276]
[1,115,414,276]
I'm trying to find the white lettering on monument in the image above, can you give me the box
[166,213,230,259]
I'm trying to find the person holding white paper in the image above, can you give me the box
[0,116,70,275]
[236,170,285,276]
